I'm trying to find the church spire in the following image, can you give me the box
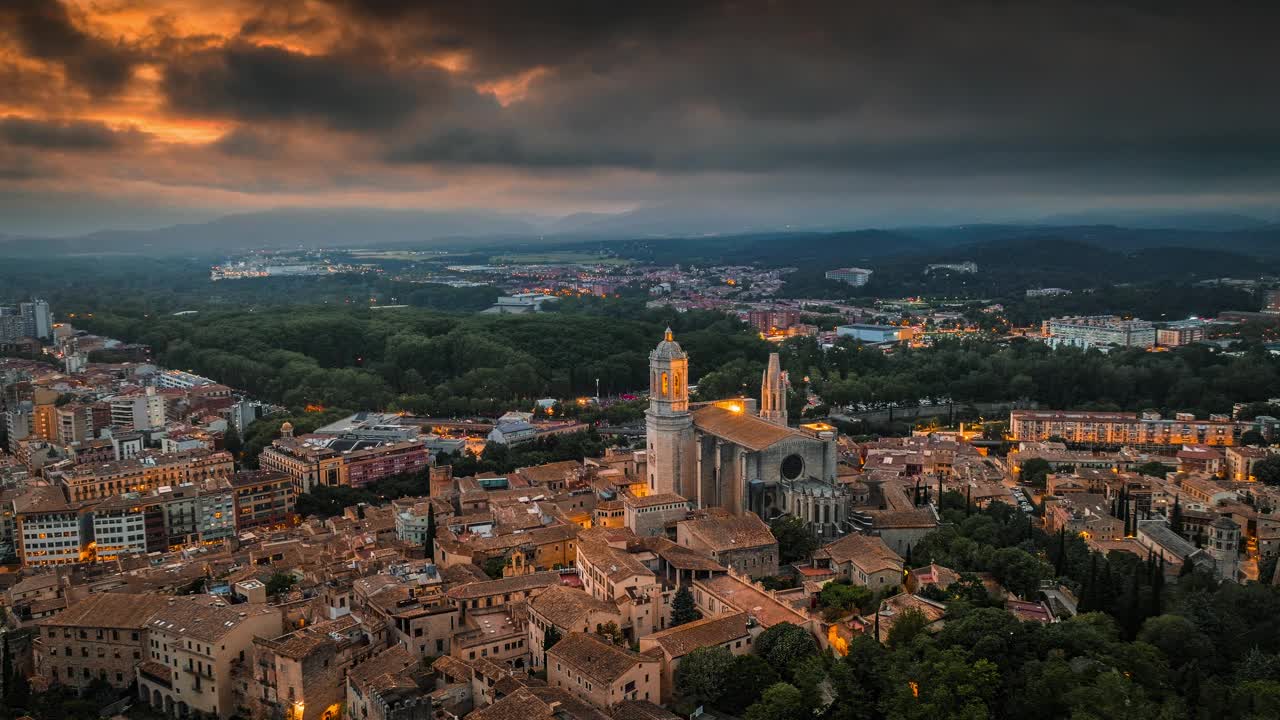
[760,352,787,426]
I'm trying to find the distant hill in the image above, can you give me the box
[0,208,543,257]
[3,205,1280,262]
[1037,209,1275,232]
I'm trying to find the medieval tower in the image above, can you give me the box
[760,352,788,426]
[646,328,695,496]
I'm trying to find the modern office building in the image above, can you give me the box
[836,324,908,344]
[1157,319,1209,347]
[1043,315,1156,349]
[824,267,873,286]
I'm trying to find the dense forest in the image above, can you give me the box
[774,335,1280,418]
[79,298,769,413]
[73,293,1280,427]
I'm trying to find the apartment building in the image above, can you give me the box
[1009,409,1248,448]
[35,593,170,689]
[14,486,95,566]
[231,470,296,530]
[138,597,282,719]
[546,632,660,709]
[1043,315,1156,349]
[58,449,234,502]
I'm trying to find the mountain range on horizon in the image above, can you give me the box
[1,205,1279,258]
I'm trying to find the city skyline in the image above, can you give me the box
[3,1,1279,236]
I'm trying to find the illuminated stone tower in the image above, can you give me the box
[646,328,695,496]
[760,352,787,426]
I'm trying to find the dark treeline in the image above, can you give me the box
[777,336,1280,417]
[0,255,503,319]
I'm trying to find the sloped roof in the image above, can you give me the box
[643,612,748,658]
[547,632,653,685]
[691,405,800,451]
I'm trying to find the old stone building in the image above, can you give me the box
[645,332,848,535]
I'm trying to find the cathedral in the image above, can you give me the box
[644,329,849,538]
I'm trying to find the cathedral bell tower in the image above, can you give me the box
[646,328,695,496]
[760,352,788,426]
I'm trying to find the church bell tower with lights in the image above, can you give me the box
[646,328,694,496]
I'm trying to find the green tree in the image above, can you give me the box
[1020,457,1052,488]
[745,682,810,720]
[1133,461,1174,478]
[543,626,562,652]
[886,607,931,648]
[883,647,1000,720]
[1240,429,1267,447]
[671,585,702,626]
[771,516,819,564]
[718,654,780,715]
[675,646,734,707]
[423,503,437,561]
[223,423,243,459]
[1254,455,1280,485]
[755,622,820,678]
[482,555,507,579]
[819,580,873,617]
[265,571,297,596]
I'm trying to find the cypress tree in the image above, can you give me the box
[1081,553,1099,612]
[424,503,437,562]
[671,585,702,626]
[1151,557,1165,616]
[1122,568,1142,639]
[1,634,11,705]
[1054,529,1067,577]
[1171,495,1184,536]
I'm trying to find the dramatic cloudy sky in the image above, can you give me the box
[2,0,1278,235]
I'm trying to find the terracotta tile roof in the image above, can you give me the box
[691,405,800,451]
[37,592,169,629]
[870,508,938,530]
[445,570,563,600]
[577,540,653,582]
[145,595,279,643]
[547,632,653,686]
[817,534,903,575]
[623,493,689,509]
[463,523,580,553]
[470,687,611,720]
[638,537,724,572]
[349,645,418,692]
[529,584,619,629]
[908,563,960,589]
[693,575,809,628]
[1006,599,1054,623]
[515,460,583,485]
[678,514,776,552]
[642,612,748,658]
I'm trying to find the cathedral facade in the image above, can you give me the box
[645,329,848,538]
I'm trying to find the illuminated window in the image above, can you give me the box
[661,372,669,395]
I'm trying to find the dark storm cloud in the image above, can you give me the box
[0,116,149,151]
[0,0,139,97]
[324,0,705,78]
[209,127,282,158]
[385,128,656,169]
[428,1,1277,181]
[161,42,456,131]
